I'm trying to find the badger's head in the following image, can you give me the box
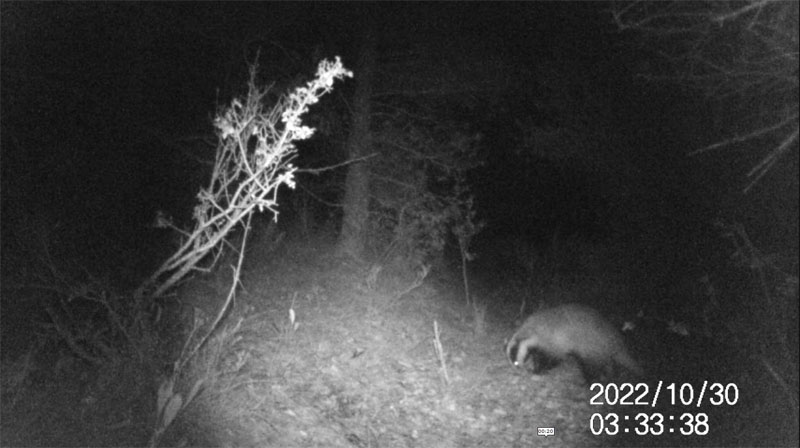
[506,335,534,368]
[507,333,545,371]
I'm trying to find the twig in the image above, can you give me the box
[295,153,378,175]
[433,320,450,387]
[178,213,250,373]
[687,112,798,156]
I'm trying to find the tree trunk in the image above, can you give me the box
[337,14,376,259]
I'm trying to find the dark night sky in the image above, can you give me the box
[2,2,797,274]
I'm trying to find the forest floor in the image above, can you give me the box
[1,235,795,447]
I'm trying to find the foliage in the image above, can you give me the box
[143,58,351,446]
[368,110,483,270]
[135,58,352,299]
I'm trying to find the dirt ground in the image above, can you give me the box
[1,238,607,447]
[2,236,795,447]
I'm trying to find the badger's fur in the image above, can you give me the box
[506,303,643,383]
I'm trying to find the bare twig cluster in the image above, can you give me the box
[146,58,351,447]
[612,1,798,191]
[135,58,352,299]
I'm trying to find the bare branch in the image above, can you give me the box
[689,111,799,156]
[295,153,379,175]
[745,127,799,193]
[712,0,773,24]
[613,0,799,189]
[135,58,352,298]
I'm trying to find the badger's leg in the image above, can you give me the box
[527,349,562,374]
[574,356,611,384]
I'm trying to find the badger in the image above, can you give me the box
[506,303,643,383]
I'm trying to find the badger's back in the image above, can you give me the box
[507,303,642,380]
